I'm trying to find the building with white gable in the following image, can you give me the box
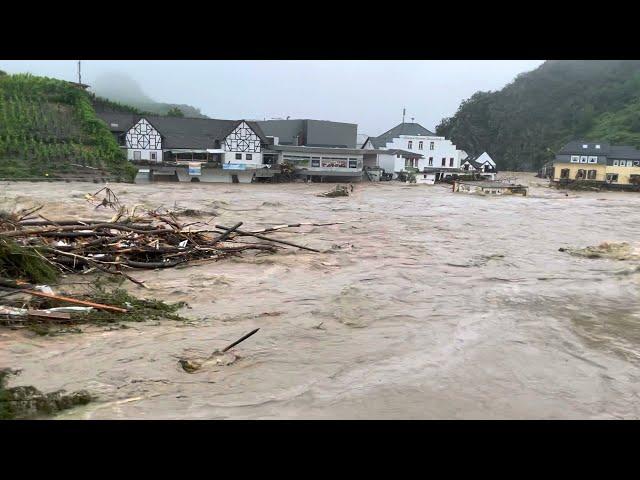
[361,121,466,180]
[460,151,498,179]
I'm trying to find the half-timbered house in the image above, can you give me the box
[98,113,267,164]
[97,112,270,182]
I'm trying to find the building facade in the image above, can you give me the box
[552,141,640,185]
[97,112,271,182]
[362,122,466,176]
[256,119,357,148]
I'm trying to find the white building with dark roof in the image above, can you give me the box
[460,152,498,179]
[362,122,466,180]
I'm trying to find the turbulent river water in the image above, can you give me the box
[2,173,640,419]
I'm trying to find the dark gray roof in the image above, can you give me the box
[366,122,436,149]
[608,145,640,160]
[461,158,482,169]
[97,112,137,132]
[96,113,268,149]
[557,140,611,156]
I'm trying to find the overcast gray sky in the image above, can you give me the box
[0,60,544,135]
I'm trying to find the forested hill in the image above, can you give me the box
[436,60,640,171]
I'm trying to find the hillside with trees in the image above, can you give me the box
[0,72,136,180]
[436,60,640,171]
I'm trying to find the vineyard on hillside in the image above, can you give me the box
[0,72,135,180]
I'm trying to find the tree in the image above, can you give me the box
[167,107,184,117]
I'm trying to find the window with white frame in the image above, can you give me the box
[235,153,242,160]
[582,144,588,149]
[628,160,634,167]
[150,152,157,161]
[428,157,433,166]
[449,158,454,167]
[418,141,423,150]
[613,160,619,166]
[595,145,601,149]
[588,156,597,163]
[441,158,446,166]
[430,142,434,150]
[570,156,579,163]
[580,156,587,163]
[133,151,141,160]
[408,141,413,149]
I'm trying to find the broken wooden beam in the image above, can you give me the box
[221,328,260,353]
[18,289,128,314]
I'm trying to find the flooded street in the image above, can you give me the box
[2,173,640,419]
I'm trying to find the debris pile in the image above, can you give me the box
[559,242,640,261]
[0,187,337,288]
[318,184,352,198]
[0,187,341,332]
[179,328,260,373]
[0,368,92,419]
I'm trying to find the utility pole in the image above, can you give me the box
[77,60,82,85]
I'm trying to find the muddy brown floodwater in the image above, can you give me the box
[2,173,640,419]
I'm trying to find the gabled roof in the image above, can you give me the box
[461,158,482,169]
[557,140,640,160]
[366,122,436,149]
[96,113,268,149]
[475,152,496,166]
[98,112,138,132]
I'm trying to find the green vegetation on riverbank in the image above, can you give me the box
[0,72,136,181]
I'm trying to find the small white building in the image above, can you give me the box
[362,149,423,179]
[460,152,498,180]
[362,122,466,174]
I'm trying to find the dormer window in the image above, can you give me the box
[582,144,588,149]
[595,145,601,149]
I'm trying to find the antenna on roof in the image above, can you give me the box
[402,108,406,124]
[411,117,415,123]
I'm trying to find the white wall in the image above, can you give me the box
[380,134,464,171]
[222,151,263,166]
[222,121,263,168]
[377,153,396,172]
[125,118,163,163]
[127,148,163,162]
